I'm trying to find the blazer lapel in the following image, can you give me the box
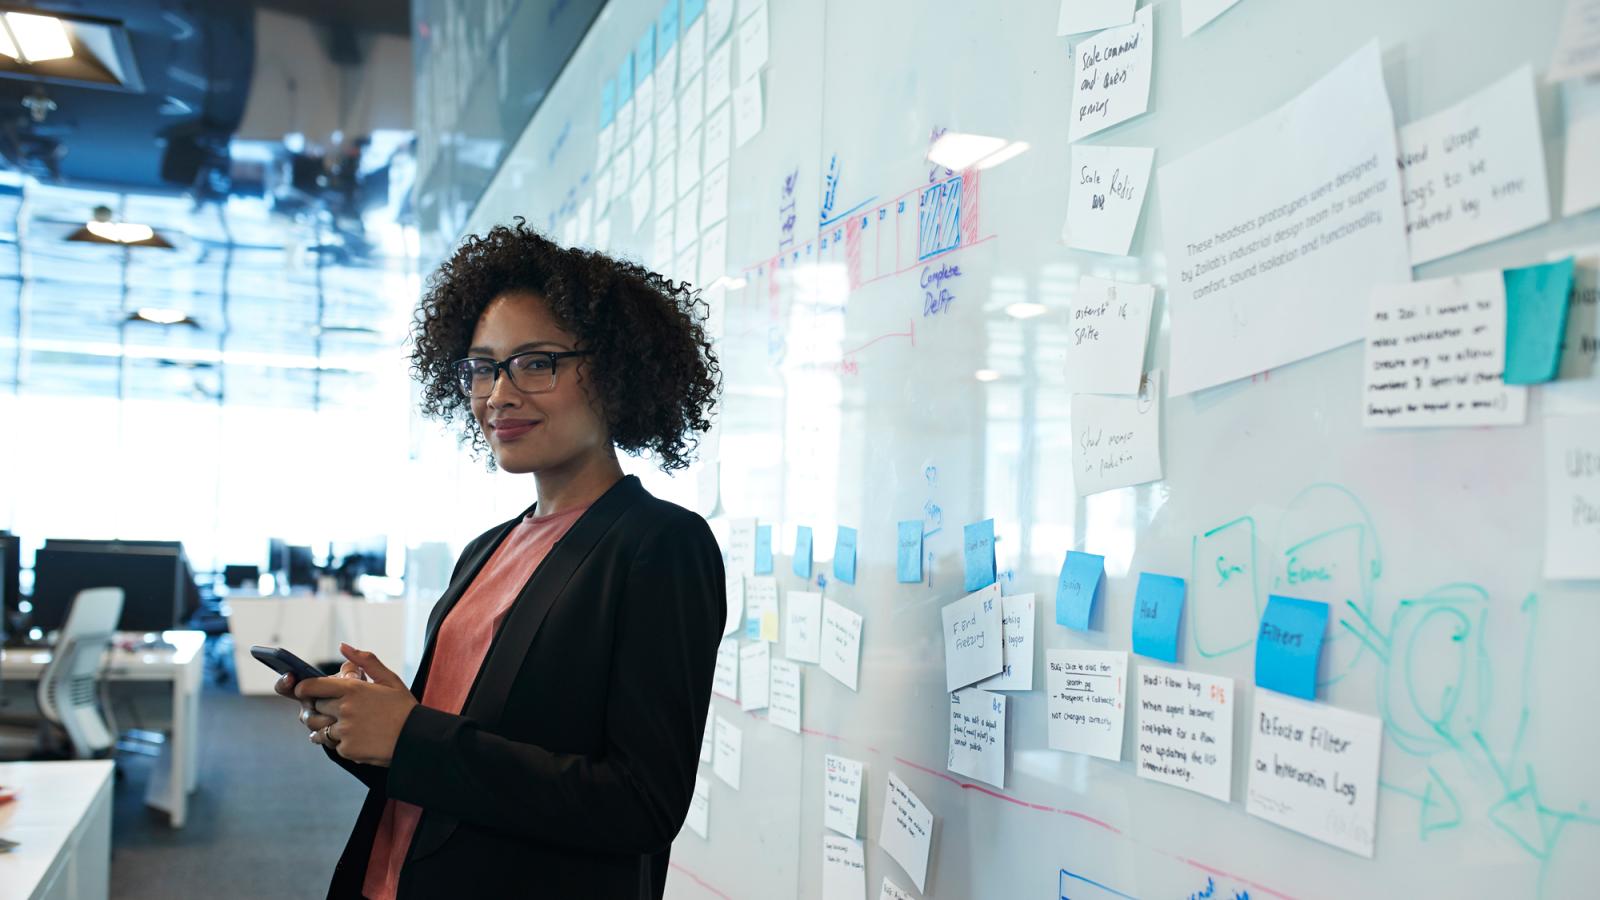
[463,475,646,727]
[408,506,529,699]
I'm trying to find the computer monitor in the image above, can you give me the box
[0,532,18,642]
[222,564,260,588]
[30,541,196,633]
[285,545,317,589]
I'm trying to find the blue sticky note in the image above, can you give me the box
[833,526,858,585]
[633,30,655,85]
[1254,595,1330,700]
[616,57,634,103]
[1055,551,1105,630]
[896,520,923,583]
[753,525,773,575]
[657,1,680,52]
[1131,573,1186,662]
[683,0,706,24]
[793,526,813,579]
[1504,257,1576,385]
[962,519,996,592]
[600,79,616,127]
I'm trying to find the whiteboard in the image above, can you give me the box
[460,0,1600,897]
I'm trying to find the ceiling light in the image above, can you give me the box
[974,368,1001,382]
[0,13,73,63]
[0,11,141,91]
[1005,301,1049,319]
[977,141,1030,170]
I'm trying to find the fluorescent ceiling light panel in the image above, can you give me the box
[4,13,73,62]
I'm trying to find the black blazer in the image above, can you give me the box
[321,475,725,899]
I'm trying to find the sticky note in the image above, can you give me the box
[941,584,1004,692]
[880,773,933,893]
[1504,256,1577,384]
[880,877,915,900]
[712,714,741,789]
[739,641,769,711]
[1131,573,1185,662]
[1136,667,1234,802]
[794,526,813,578]
[616,56,634,103]
[768,658,802,733]
[1545,414,1600,579]
[822,836,867,900]
[785,591,822,663]
[824,754,864,837]
[977,593,1036,691]
[962,519,996,591]
[833,526,858,584]
[754,524,773,574]
[947,687,1007,788]
[657,0,681,51]
[1254,595,1329,700]
[684,0,706,24]
[712,637,738,700]
[687,775,709,838]
[600,78,617,127]
[1068,5,1153,142]
[821,598,863,691]
[1247,690,1383,856]
[1056,551,1105,629]
[896,520,923,583]
[1046,649,1127,761]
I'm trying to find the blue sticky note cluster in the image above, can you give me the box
[1254,594,1330,700]
[616,57,634,103]
[1131,573,1186,662]
[657,0,680,53]
[1055,551,1105,630]
[896,520,923,584]
[963,519,996,592]
[834,526,858,585]
[1504,256,1577,385]
[793,526,813,579]
[754,525,773,575]
[683,0,706,24]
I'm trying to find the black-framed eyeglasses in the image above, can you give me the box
[452,349,593,398]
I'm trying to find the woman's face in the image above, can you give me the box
[467,291,610,475]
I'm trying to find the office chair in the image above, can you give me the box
[0,587,124,759]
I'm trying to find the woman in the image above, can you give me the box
[273,221,726,899]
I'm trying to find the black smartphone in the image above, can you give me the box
[250,645,327,682]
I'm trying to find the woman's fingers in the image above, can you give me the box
[273,673,296,697]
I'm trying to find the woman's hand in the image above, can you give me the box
[293,643,418,767]
[273,654,367,743]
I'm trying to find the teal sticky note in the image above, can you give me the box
[683,0,706,24]
[657,1,680,52]
[833,527,857,584]
[896,521,922,583]
[754,525,773,575]
[1131,573,1185,662]
[963,519,996,591]
[793,526,813,579]
[1504,257,1576,385]
[616,57,634,103]
[1056,551,1104,630]
[633,30,655,85]
[600,78,616,127]
[1254,595,1329,700]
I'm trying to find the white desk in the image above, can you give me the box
[227,595,408,695]
[0,760,113,900]
[0,631,203,828]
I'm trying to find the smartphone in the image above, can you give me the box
[250,645,327,682]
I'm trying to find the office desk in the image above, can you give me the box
[227,596,407,695]
[0,631,203,828]
[0,760,113,900]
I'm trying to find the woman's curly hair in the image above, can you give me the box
[409,219,720,471]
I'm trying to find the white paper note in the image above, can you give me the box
[656,105,679,165]
[712,714,742,790]
[824,754,865,837]
[880,773,933,893]
[704,102,732,169]
[822,835,867,900]
[1544,414,1600,578]
[678,126,702,197]
[725,517,758,574]
[700,220,729,286]
[1057,0,1133,36]
[633,75,655,134]
[706,0,736,43]
[652,213,674,268]
[616,98,634,142]
[1136,666,1235,803]
[656,45,679,108]
[687,775,710,838]
[1362,271,1527,428]
[821,598,863,691]
[733,76,764,148]
[940,583,1004,692]
[700,708,713,762]
[878,878,915,900]
[1247,690,1384,857]
[713,636,739,699]
[737,3,768,82]
[1549,0,1600,82]
[947,688,1007,788]
[676,185,701,251]
[680,16,706,77]
[654,158,676,219]
[706,41,733,109]
[629,176,653,232]
[769,658,803,732]
[1062,144,1154,256]
[1564,77,1600,216]
[596,124,615,170]
[1046,649,1128,761]
[786,591,823,663]
[701,163,730,226]
[723,573,743,636]
[1159,41,1409,396]
[1181,0,1242,36]
[1064,277,1155,395]
[744,574,777,638]
[680,73,705,132]
[739,641,770,711]
[978,592,1036,691]
[1068,5,1153,142]
[1398,65,1551,265]
[1070,369,1163,495]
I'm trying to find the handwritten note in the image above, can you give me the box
[1070,369,1163,495]
[879,878,914,900]
[785,591,822,663]
[713,714,741,789]
[834,526,858,584]
[947,687,1007,788]
[1056,550,1105,629]
[736,2,768,82]
[1068,5,1153,142]
[1064,276,1155,395]
[706,41,732,109]
[1247,690,1383,857]
[1505,257,1578,384]
[700,708,713,762]
[675,184,700,251]
[978,593,1036,691]
[880,773,934,893]
[896,520,923,583]
[754,524,773,574]
[1136,667,1234,803]
[1398,65,1550,265]
[824,754,864,837]
[733,76,764,148]
[680,15,706,78]
[962,518,996,591]
[677,126,701,197]
[794,525,814,578]
[700,220,727,285]
[713,637,739,700]
[705,0,735,42]
[1255,595,1329,701]
[1046,649,1128,761]
[1056,0,1132,36]
[1180,0,1242,36]
[1131,573,1185,662]
[821,836,867,900]
[701,162,730,226]
[1544,414,1600,578]
[687,774,710,838]
[1062,144,1154,256]
[821,598,863,691]
[1564,76,1600,216]
[1558,248,1600,379]
[723,573,743,636]
[941,583,1004,692]
[1362,271,1527,428]
[769,657,802,732]
[1549,0,1600,82]
[739,641,769,711]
